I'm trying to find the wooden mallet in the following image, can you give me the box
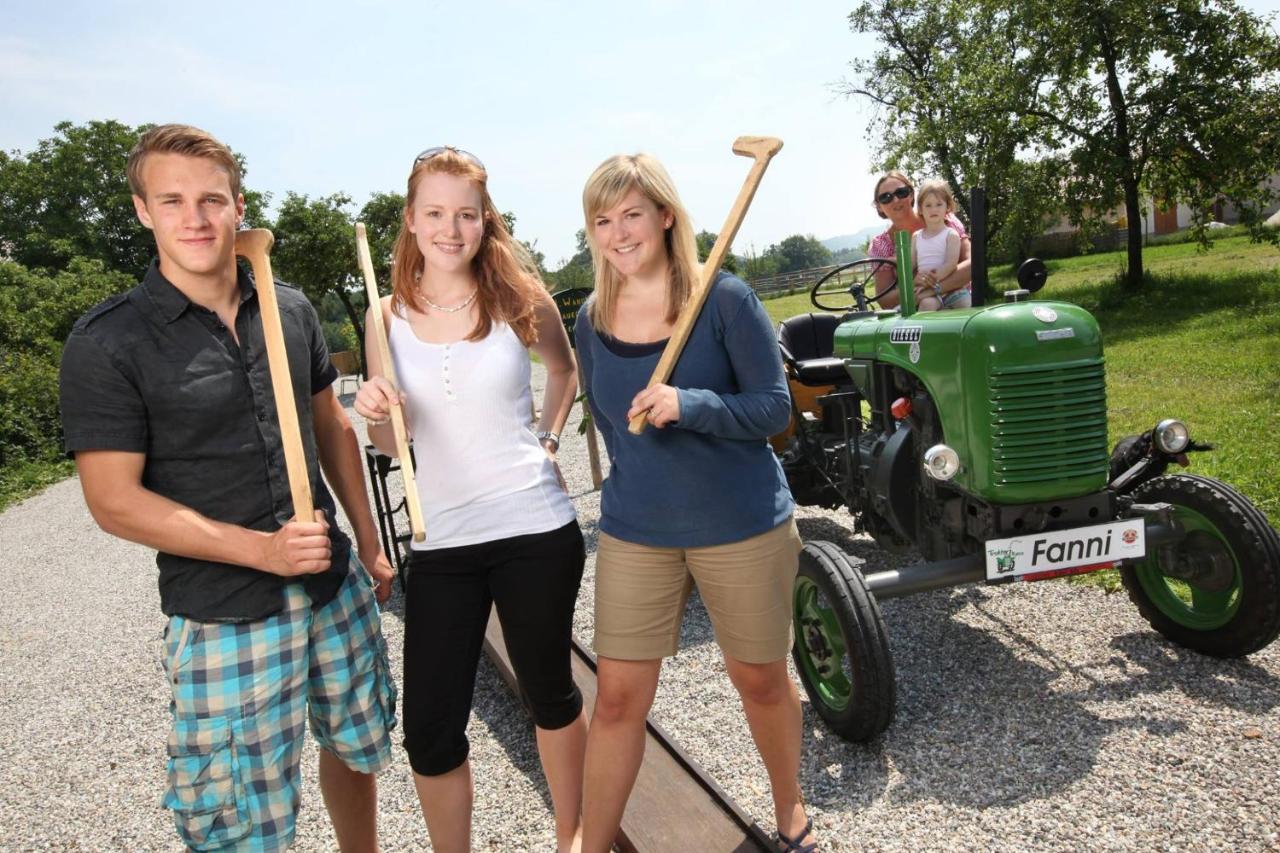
[355,223,426,542]
[627,135,784,435]
[234,229,315,521]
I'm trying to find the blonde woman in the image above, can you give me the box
[355,147,586,853]
[574,153,816,852]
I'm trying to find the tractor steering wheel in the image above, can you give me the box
[810,258,898,312]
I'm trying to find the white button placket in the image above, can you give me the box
[443,344,456,403]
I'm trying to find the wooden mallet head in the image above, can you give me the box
[234,228,274,258]
[625,135,783,435]
[732,136,784,161]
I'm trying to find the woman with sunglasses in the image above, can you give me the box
[573,153,817,852]
[354,147,586,853]
[867,170,972,309]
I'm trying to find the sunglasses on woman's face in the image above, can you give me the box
[414,146,486,170]
[876,185,913,205]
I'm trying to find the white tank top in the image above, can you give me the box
[389,313,576,550]
[915,226,955,273]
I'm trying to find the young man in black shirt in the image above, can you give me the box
[60,124,397,850]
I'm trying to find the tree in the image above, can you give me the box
[271,193,364,351]
[0,121,150,273]
[546,229,594,292]
[764,234,833,274]
[1033,0,1280,286]
[845,0,1280,289]
[0,120,268,275]
[831,245,867,265]
[502,210,548,277]
[739,243,780,281]
[991,157,1074,265]
[356,191,406,290]
[843,2,1062,261]
[0,258,134,466]
[695,231,740,274]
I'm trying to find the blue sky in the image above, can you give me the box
[3,0,1278,266]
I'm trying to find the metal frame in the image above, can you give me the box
[857,515,1183,601]
[363,443,416,587]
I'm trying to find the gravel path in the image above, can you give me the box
[1,364,1278,852]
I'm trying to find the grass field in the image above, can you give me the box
[763,235,1280,528]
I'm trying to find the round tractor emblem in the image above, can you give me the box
[1122,528,1138,544]
[1033,307,1058,323]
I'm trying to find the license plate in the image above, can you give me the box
[984,519,1146,581]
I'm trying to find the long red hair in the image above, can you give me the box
[390,150,543,346]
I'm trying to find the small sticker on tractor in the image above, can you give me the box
[890,326,923,343]
[1036,328,1075,341]
[1033,307,1058,323]
[909,341,921,363]
[989,545,1025,575]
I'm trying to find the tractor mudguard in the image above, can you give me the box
[868,424,918,540]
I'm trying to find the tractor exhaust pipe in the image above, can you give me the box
[970,186,987,307]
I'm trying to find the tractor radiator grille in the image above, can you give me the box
[987,359,1109,486]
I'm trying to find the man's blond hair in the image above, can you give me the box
[126,124,242,199]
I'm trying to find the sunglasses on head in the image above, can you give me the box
[414,146,486,170]
[876,185,913,205]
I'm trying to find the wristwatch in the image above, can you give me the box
[535,430,560,452]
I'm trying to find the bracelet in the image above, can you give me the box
[535,430,560,452]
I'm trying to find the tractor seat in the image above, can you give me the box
[777,313,849,386]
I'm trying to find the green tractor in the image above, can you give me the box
[775,219,1280,743]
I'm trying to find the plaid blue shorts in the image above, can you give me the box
[159,555,397,851]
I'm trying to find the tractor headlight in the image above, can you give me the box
[923,444,961,481]
[1153,419,1190,454]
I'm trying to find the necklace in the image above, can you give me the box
[421,289,478,314]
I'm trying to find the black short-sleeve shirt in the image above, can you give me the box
[59,260,350,621]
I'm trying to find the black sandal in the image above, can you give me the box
[777,816,817,852]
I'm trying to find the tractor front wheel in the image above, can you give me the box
[791,541,895,741]
[1121,474,1280,657]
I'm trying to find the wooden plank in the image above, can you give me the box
[483,611,771,852]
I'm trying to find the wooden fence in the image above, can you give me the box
[747,264,841,299]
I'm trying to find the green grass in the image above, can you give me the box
[993,237,1280,522]
[0,458,75,513]
[988,234,1280,294]
[763,236,1280,590]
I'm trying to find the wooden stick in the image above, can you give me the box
[355,223,426,543]
[627,135,784,435]
[234,229,314,520]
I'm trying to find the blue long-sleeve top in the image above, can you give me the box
[575,272,795,548]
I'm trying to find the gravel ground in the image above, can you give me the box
[2,364,1278,852]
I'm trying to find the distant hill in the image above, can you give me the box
[822,226,882,254]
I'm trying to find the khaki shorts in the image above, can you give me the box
[594,519,802,664]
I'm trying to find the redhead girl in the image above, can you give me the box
[355,147,586,852]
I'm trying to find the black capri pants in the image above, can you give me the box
[402,520,586,777]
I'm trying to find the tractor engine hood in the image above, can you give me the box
[833,301,1110,503]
